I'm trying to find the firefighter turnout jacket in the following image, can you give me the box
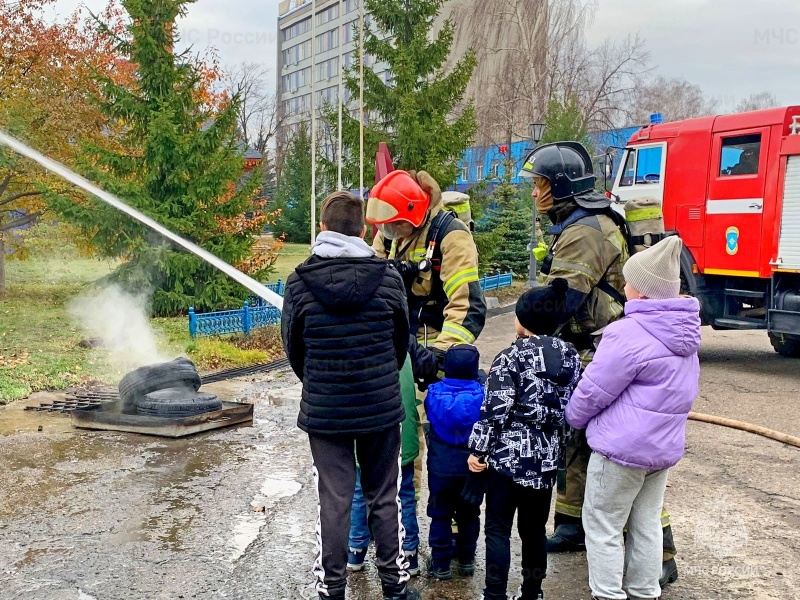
[543,199,629,361]
[373,201,487,352]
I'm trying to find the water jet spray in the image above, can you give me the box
[0,130,283,310]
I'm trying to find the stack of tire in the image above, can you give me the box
[118,357,222,418]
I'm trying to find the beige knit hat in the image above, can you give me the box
[622,236,683,299]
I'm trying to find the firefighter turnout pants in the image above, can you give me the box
[556,430,678,561]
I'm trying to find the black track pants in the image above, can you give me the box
[309,426,409,598]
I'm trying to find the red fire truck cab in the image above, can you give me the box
[610,106,800,356]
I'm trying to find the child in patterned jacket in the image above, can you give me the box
[468,278,581,600]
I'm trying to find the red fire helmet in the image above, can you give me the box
[366,170,431,227]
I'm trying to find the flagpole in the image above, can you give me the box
[311,0,317,244]
[358,0,365,197]
[337,0,344,189]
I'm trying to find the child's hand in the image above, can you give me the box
[467,454,487,473]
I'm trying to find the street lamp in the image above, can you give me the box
[529,122,546,145]
[526,122,546,287]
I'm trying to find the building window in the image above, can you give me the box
[283,39,312,65]
[383,70,393,84]
[316,57,339,82]
[490,160,501,179]
[317,4,339,26]
[316,86,338,106]
[344,19,357,43]
[282,66,312,92]
[343,17,370,42]
[316,28,339,53]
[476,163,484,180]
[461,165,469,182]
[345,0,359,13]
[284,93,312,116]
[282,16,311,42]
[343,50,374,69]
[720,134,761,176]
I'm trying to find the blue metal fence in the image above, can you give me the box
[188,280,284,338]
[188,274,514,338]
[480,272,514,291]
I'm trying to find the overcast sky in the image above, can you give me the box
[50,0,800,108]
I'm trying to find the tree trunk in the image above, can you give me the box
[0,233,5,296]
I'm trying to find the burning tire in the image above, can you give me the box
[136,389,222,417]
[118,357,201,412]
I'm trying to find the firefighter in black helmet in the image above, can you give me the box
[520,142,679,587]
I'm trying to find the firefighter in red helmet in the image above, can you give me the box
[367,170,486,378]
[367,170,487,495]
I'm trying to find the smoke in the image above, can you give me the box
[69,285,170,372]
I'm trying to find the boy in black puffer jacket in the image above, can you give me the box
[281,191,418,600]
[468,279,582,600]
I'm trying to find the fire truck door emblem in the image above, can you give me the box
[726,226,740,256]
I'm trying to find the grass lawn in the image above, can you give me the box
[0,240,299,404]
[271,242,309,282]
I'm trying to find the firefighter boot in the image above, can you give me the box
[546,514,586,553]
[659,523,678,587]
[660,558,679,587]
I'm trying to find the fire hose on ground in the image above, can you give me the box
[689,412,800,449]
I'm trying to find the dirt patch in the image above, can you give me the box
[228,327,285,356]
[485,280,526,306]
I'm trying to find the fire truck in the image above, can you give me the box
[608,106,800,357]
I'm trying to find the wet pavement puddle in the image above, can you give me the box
[229,464,303,563]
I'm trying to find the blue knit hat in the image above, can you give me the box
[444,344,480,380]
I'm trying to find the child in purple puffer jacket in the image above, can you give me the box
[565,236,701,600]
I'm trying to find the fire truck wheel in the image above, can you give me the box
[118,357,202,412]
[136,389,222,417]
[769,333,800,358]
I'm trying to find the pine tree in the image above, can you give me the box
[48,0,270,315]
[540,98,593,149]
[272,123,314,243]
[478,158,531,276]
[334,0,478,187]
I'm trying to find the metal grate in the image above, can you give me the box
[25,396,115,413]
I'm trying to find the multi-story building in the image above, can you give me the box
[275,0,548,172]
[276,0,388,158]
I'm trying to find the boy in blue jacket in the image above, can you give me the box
[424,344,484,580]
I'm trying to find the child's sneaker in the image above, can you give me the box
[511,589,544,600]
[425,556,453,581]
[347,547,367,572]
[405,550,419,576]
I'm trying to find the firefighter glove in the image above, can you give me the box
[408,335,444,387]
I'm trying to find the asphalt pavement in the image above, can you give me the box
[0,314,798,600]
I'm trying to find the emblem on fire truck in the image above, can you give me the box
[726,226,740,256]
